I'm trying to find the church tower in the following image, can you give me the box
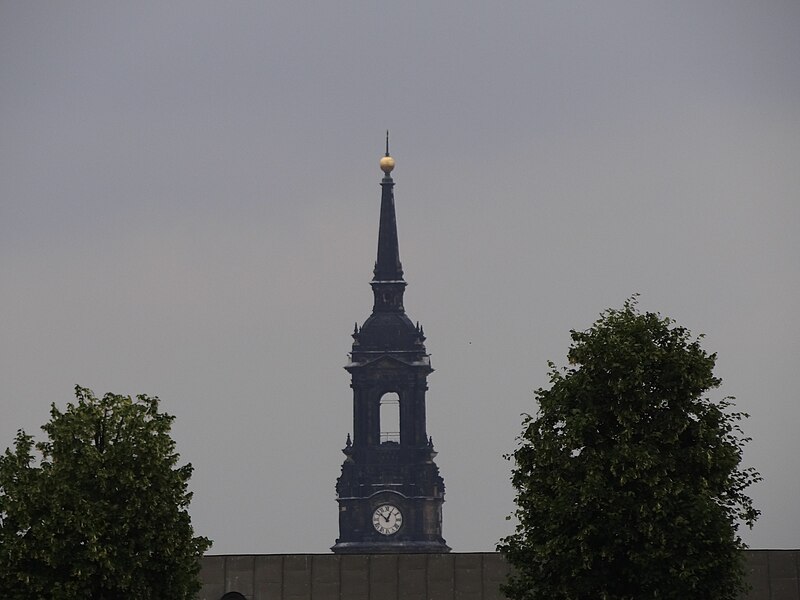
[332,139,449,554]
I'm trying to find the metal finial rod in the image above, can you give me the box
[385,130,390,156]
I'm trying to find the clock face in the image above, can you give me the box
[372,504,403,536]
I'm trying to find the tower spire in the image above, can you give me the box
[334,145,448,554]
[374,137,403,282]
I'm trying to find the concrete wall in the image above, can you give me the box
[198,551,800,600]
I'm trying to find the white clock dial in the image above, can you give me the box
[372,504,403,535]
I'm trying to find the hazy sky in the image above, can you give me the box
[2,2,798,554]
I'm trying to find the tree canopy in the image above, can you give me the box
[0,386,211,600]
[498,299,760,600]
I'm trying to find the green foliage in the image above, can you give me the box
[0,386,211,600]
[498,298,760,600]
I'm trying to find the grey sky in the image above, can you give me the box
[2,2,798,554]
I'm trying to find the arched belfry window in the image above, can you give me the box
[220,593,247,600]
[380,392,400,443]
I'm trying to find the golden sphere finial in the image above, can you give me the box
[380,155,395,174]
[380,129,395,175]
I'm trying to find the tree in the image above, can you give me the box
[0,386,211,600]
[498,298,760,600]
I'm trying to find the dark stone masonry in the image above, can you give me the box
[198,550,800,600]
